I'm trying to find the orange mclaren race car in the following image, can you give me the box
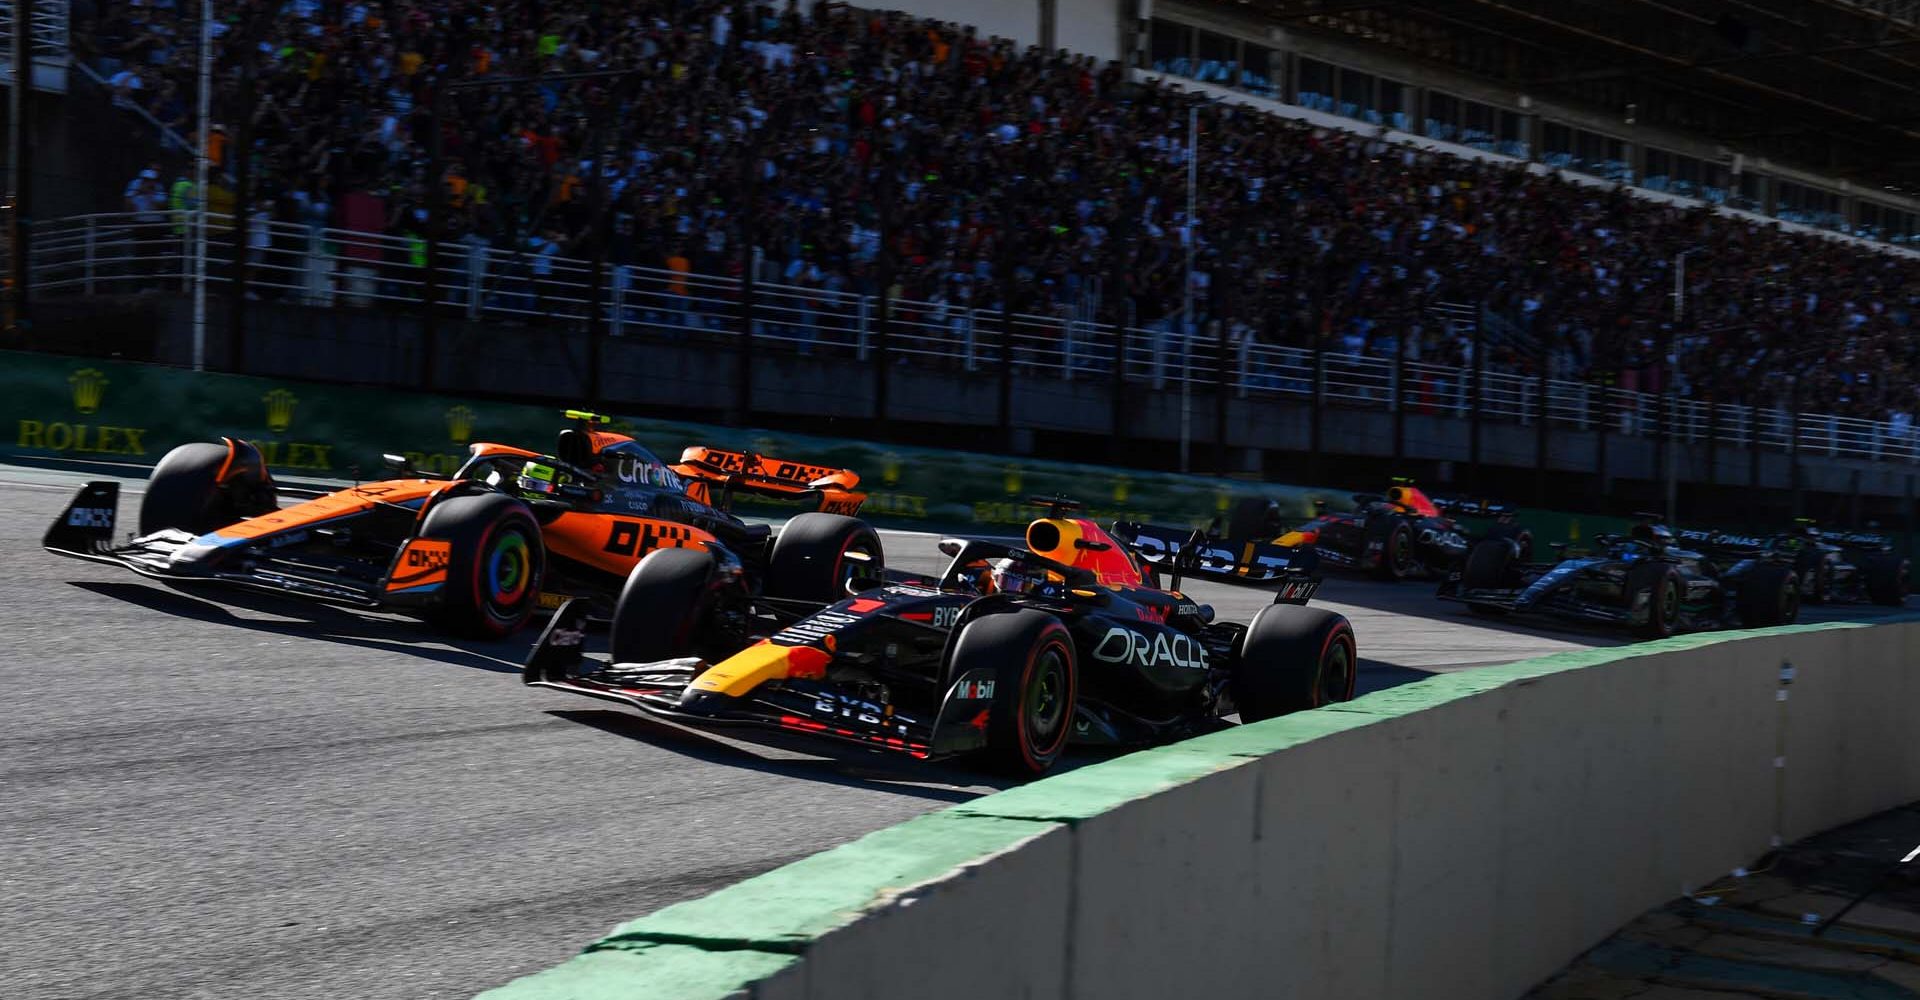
[42,412,881,637]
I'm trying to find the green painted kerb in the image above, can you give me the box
[475,617,1899,999]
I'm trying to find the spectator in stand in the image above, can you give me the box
[75,0,1920,425]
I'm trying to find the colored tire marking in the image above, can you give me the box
[489,530,532,606]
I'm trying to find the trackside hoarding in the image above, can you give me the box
[0,349,1629,543]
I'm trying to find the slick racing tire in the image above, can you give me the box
[610,547,716,665]
[140,441,278,536]
[1795,549,1832,605]
[420,493,544,639]
[1232,604,1357,720]
[765,513,884,602]
[1460,540,1515,617]
[1371,519,1416,581]
[1864,554,1911,608]
[1627,563,1683,640]
[1227,497,1282,542]
[1486,522,1534,562]
[1737,562,1800,627]
[949,609,1078,777]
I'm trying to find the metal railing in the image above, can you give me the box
[26,211,1920,465]
[0,0,69,60]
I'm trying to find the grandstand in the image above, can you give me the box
[8,0,1920,517]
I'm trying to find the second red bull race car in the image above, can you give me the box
[525,499,1357,775]
[1112,480,1525,586]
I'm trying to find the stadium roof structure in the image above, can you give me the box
[1240,0,1920,193]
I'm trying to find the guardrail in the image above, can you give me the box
[27,211,1920,464]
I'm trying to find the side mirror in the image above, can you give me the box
[1194,603,1215,624]
[383,452,414,474]
[846,575,884,596]
[938,538,964,557]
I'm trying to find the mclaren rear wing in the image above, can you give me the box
[671,447,866,516]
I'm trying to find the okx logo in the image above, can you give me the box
[406,546,451,570]
[447,405,475,445]
[263,388,298,432]
[69,368,108,414]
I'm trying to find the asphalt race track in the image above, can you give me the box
[3,463,1906,1000]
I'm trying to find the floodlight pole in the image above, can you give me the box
[1179,104,1197,473]
[1667,248,1701,524]
[191,0,212,370]
[7,0,33,339]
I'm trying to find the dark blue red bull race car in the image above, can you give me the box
[525,499,1357,775]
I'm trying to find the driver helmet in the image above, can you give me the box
[518,460,567,496]
[987,557,1063,597]
[1629,522,1673,550]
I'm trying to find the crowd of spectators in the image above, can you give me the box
[73,0,1920,426]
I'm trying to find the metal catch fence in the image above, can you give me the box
[27,212,1920,464]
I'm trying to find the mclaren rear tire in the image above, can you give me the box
[765,513,884,603]
[420,494,545,639]
[140,441,278,537]
[609,547,716,664]
[948,609,1078,776]
[1232,604,1357,720]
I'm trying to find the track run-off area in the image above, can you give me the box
[3,462,1908,1000]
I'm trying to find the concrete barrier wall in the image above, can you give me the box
[487,623,1920,1000]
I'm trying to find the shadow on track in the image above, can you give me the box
[1355,656,1440,697]
[68,580,527,674]
[546,708,1071,802]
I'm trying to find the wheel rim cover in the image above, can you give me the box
[1321,638,1351,704]
[488,531,532,607]
[1028,647,1067,744]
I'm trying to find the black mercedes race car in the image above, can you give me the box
[525,499,1356,775]
[1438,517,1800,639]
[1227,481,1527,582]
[1678,521,1908,608]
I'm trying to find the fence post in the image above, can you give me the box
[1237,338,1251,399]
[963,308,976,372]
[1061,316,1074,381]
[467,247,483,320]
[610,265,625,338]
[83,217,95,295]
[856,295,870,361]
